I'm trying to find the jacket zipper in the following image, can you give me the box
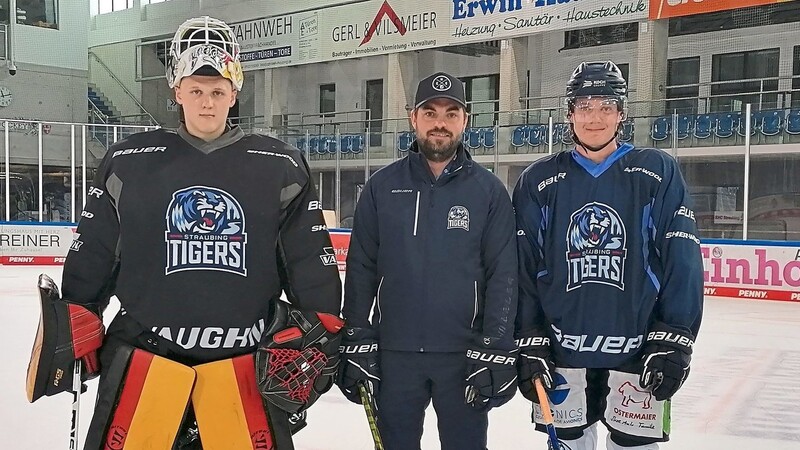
[413,191,421,236]
[470,280,478,328]
[376,276,384,323]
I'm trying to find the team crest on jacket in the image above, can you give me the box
[447,205,470,231]
[165,186,247,276]
[566,202,626,291]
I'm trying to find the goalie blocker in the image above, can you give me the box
[26,273,104,403]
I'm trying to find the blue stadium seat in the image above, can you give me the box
[759,110,783,136]
[559,124,574,145]
[528,125,546,147]
[619,120,634,142]
[694,114,714,139]
[296,137,307,151]
[651,117,670,141]
[676,114,694,140]
[339,135,352,154]
[737,112,757,137]
[511,126,529,147]
[465,128,481,149]
[308,136,321,155]
[325,136,337,155]
[787,109,800,135]
[482,127,496,148]
[351,134,365,154]
[715,112,739,138]
[548,123,563,145]
[398,131,413,152]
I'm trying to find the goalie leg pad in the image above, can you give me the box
[192,354,275,450]
[26,273,103,403]
[83,344,196,450]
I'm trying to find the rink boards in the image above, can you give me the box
[2,223,800,303]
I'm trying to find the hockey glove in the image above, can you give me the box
[336,327,380,404]
[27,273,104,403]
[255,300,344,414]
[464,337,518,412]
[639,321,694,401]
[515,329,556,403]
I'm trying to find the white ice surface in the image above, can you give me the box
[2,266,799,449]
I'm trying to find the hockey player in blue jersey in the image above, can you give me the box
[513,61,703,449]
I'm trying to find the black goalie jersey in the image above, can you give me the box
[513,143,703,368]
[61,128,341,362]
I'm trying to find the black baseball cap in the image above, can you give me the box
[414,72,467,110]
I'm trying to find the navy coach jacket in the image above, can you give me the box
[343,142,517,352]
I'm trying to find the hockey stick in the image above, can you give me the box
[535,378,559,450]
[69,359,82,450]
[357,380,384,450]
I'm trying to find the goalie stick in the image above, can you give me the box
[69,360,82,450]
[37,275,84,450]
[357,380,384,450]
[535,378,560,450]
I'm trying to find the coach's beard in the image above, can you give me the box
[418,131,461,163]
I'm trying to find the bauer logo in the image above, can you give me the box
[447,205,470,231]
[565,202,626,291]
[165,186,247,276]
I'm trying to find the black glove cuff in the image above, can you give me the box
[645,322,694,355]
[515,328,552,353]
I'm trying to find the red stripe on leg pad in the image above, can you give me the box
[232,354,274,449]
[104,350,154,449]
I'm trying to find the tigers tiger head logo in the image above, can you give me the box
[167,187,242,235]
[567,203,623,251]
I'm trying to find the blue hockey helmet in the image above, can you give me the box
[565,61,627,111]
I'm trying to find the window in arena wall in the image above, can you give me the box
[93,0,134,15]
[463,74,498,128]
[666,57,700,115]
[365,79,384,146]
[319,84,336,118]
[710,48,779,113]
[16,0,57,29]
[562,22,638,51]
[669,3,800,37]
[793,46,800,109]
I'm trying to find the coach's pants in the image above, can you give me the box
[378,351,488,450]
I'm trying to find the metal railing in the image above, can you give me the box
[89,52,158,126]
[0,119,155,223]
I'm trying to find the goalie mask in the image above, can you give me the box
[166,16,244,91]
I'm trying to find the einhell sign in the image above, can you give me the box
[649,0,792,20]
[702,241,800,302]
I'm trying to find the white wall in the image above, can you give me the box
[14,0,88,70]
[89,0,358,47]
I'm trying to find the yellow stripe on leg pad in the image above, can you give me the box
[193,357,254,450]
[124,354,196,449]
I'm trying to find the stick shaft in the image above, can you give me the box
[535,378,559,450]
[358,381,384,450]
[69,360,82,450]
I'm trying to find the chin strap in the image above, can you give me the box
[569,122,620,153]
